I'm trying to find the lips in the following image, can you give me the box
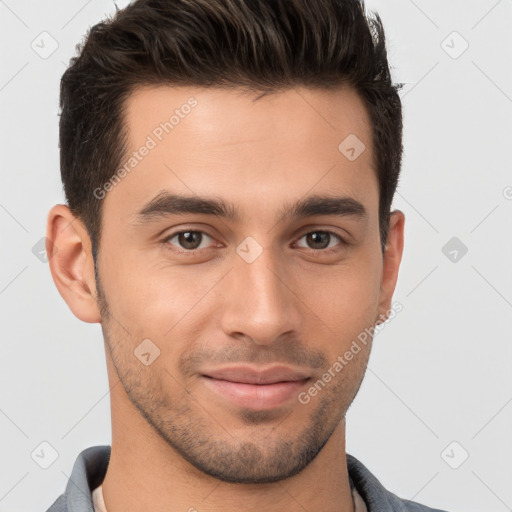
[200,365,311,410]
[202,365,311,384]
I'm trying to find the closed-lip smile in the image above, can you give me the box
[200,365,311,410]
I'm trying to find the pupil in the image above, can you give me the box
[179,231,201,249]
[307,232,329,249]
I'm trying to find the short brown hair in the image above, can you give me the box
[59,0,403,259]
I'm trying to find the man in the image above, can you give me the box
[45,0,448,510]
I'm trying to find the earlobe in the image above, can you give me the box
[46,204,102,323]
[378,209,405,322]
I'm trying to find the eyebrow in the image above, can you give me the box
[132,191,367,225]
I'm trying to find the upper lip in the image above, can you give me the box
[202,365,311,384]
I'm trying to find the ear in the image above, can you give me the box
[377,209,405,323]
[46,204,101,323]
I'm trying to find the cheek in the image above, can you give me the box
[99,229,382,347]
[99,245,221,338]
[293,255,381,346]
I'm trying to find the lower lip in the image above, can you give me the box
[201,376,310,410]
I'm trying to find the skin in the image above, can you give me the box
[47,84,404,512]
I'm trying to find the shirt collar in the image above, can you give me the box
[62,446,404,512]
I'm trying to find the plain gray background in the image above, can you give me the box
[1,1,511,511]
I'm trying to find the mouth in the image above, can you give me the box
[200,365,311,411]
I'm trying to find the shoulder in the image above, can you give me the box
[44,445,111,512]
[347,454,450,512]
[45,494,67,512]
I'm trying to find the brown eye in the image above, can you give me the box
[306,232,330,249]
[165,230,213,251]
[296,231,344,251]
[178,231,202,250]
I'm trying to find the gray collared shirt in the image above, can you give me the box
[45,445,449,512]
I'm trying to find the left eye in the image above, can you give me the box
[295,231,343,250]
[165,231,214,251]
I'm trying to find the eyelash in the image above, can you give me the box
[161,229,348,255]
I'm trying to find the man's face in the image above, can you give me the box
[94,85,398,483]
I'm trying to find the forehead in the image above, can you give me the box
[106,84,377,223]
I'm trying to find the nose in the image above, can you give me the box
[219,244,302,346]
